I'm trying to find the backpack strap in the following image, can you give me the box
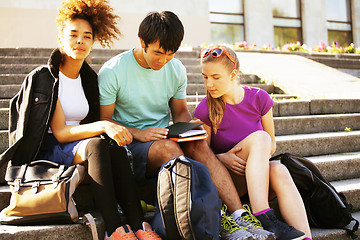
[157,160,182,239]
[172,159,195,240]
[157,157,196,240]
[341,217,359,239]
[82,213,99,240]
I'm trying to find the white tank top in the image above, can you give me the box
[52,72,89,128]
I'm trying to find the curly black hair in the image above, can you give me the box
[57,0,121,48]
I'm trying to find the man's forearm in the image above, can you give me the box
[172,110,192,123]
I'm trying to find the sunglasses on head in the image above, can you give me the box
[201,48,237,69]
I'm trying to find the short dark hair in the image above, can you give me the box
[138,11,184,53]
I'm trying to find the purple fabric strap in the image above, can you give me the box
[253,208,271,216]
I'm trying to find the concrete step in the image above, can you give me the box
[311,211,360,240]
[0,108,8,130]
[0,72,261,87]
[0,73,204,86]
[0,74,26,85]
[0,56,48,65]
[0,130,8,154]
[309,56,360,69]
[0,48,200,59]
[0,83,276,103]
[274,130,360,157]
[274,113,360,135]
[0,85,20,99]
[0,48,55,57]
[273,99,360,117]
[0,211,105,240]
[0,63,202,75]
[308,152,360,182]
[332,178,360,210]
[0,100,9,109]
[0,64,103,75]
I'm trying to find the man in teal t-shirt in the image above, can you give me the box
[98,12,246,235]
[98,47,187,130]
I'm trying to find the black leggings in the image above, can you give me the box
[85,138,144,235]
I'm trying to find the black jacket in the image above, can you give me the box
[0,49,100,167]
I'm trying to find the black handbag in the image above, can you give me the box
[0,160,86,225]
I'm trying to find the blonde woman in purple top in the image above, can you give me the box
[194,45,312,240]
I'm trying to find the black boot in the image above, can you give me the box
[255,209,305,240]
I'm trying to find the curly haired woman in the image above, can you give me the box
[2,0,161,239]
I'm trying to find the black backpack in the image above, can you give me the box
[271,153,359,239]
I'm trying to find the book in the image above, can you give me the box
[166,122,206,138]
[169,134,208,142]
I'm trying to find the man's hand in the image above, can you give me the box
[189,118,205,130]
[134,127,169,142]
[217,145,246,175]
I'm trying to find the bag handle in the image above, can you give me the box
[28,160,60,167]
[14,160,65,185]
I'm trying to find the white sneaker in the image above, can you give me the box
[221,205,254,240]
[235,205,275,240]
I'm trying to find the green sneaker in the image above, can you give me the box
[220,205,254,240]
[234,205,275,240]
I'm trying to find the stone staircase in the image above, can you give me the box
[0,48,360,239]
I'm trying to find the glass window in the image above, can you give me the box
[326,0,351,22]
[326,0,352,46]
[328,31,352,46]
[274,27,302,48]
[210,13,244,24]
[209,0,244,44]
[272,0,302,47]
[272,0,300,18]
[273,18,301,28]
[209,0,243,14]
[210,24,244,44]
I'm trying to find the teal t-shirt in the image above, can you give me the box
[98,49,187,129]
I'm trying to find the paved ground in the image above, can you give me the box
[237,52,360,99]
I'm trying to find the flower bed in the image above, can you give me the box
[200,41,360,54]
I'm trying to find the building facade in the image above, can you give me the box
[0,0,359,49]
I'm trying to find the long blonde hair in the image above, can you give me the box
[201,45,240,133]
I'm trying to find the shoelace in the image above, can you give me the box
[221,204,246,233]
[222,215,243,233]
[240,204,264,229]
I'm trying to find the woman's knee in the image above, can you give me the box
[85,137,108,156]
[269,162,292,182]
[247,131,272,151]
